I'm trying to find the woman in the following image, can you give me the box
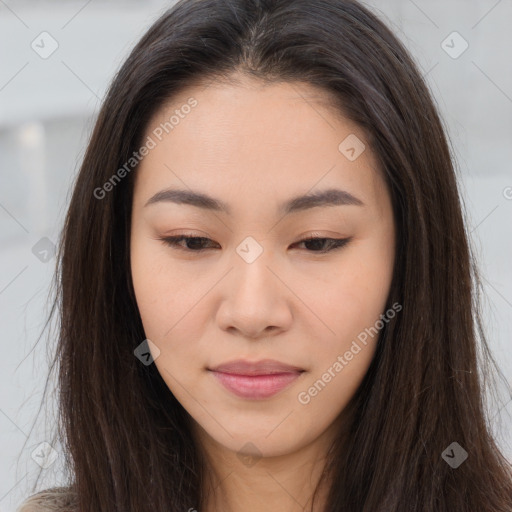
[18,0,512,510]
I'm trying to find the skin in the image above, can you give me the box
[130,75,396,512]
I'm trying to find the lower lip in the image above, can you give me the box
[210,371,303,399]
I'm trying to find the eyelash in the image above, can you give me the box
[158,234,351,254]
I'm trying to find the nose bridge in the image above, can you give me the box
[231,235,278,305]
[215,234,292,337]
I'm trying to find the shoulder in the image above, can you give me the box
[17,487,77,512]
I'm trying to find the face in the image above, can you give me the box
[130,77,395,461]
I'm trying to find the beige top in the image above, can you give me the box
[17,487,77,512]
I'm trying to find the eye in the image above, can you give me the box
[292,235,351,253]
[158,234,351,254]
[159,235,219,252]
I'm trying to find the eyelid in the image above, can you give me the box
[156,232,351,254]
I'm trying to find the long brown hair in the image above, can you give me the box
[21,0,512,510]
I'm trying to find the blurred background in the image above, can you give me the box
[1,0,511,510]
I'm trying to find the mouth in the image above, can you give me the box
[209,371,303,399]
[208,359,305,399]
[208,358,305,376]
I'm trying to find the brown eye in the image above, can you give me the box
[160,236,219,252]
[292,237,351,253]
[159,235,351,254]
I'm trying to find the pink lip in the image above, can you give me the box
[208,359,305,400]
[210,371,302,399]
[209,358,305,375]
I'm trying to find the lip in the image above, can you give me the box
[209,358,305,376]
[208,359,305,400]
[210,371,303,399]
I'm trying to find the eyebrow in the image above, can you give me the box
[144,187,364,215]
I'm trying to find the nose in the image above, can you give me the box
[215,245,293,340]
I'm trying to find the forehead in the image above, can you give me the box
[133,79,387,217]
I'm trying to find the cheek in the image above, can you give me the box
[295,244,394,430]
[131,232,194,316]
[304,237,394,341]
[130,237,211,386]
[299,239,393,403]
[130,237,180,341]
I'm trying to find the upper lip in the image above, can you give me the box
[209,359,305,376]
